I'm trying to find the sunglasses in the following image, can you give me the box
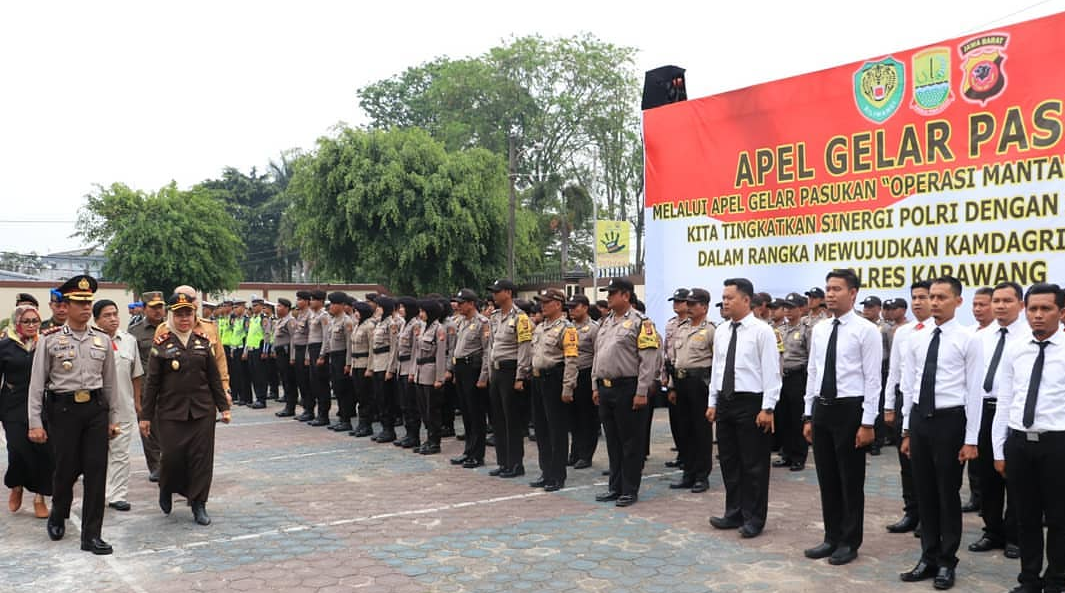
[21,319,42,325]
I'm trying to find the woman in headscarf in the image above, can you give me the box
[413,298,448,454]
[394,296,423,449]
[139,293,230,526]
[1,304,52,518]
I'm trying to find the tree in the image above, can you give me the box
[285,126,537,294]
[75,182,244,296]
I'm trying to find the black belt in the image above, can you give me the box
[720,390,762,402]
[493,359,517,371]
[372,346,390,354]
[597,376,637,389]
[533,363,565,377]
[353,352,369,359]
[1010,428,1065,442]
[416,356,435,364]
[983,398,997,405]
[915,404,965,419]
[783,368,807,377]
[816,396,863,407]
[398,354,411,362]
[47,389,102,403]
[454,354,482,366]
[674,367,710,380]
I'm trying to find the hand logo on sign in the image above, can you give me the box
[601,231,625,254]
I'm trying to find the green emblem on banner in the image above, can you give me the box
[853,57,904,123]
[911,47,953,115]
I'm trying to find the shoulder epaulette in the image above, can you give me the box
[41,326,63,337]
[192,330,209,341]
[154,332,171,345]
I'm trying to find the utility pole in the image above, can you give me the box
[508,134,516,280]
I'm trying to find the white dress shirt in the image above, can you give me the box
[111,330,144,422]
[901,317,983,444]
[709,312,782,410]
[885,318,927,401]
[992,328,1065,460]
[976,315,1029,398]
[804,310,884,425]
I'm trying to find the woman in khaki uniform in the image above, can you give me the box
[139,293,230,526]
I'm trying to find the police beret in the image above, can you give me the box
[487,279,518,293]
[327,291,348,304]
[311,290,327,301]
[600,278,634,293]
[668,288,691,302]
[783,293,806,307]
[860,296,882,307]
[805,287,826,299]
[295,291,313,300]
[534,288,567,303]
[685,288,711,304]
[276,297,292,308]
[454,288,478,302]
[566,294,590,308]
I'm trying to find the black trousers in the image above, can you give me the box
[489,366,525,470]
[894,389,919,519]
[812,398,866,549]
[532,370,570,486]
[675,375,713,481]
[330,352,353,422]
[291,345,310,414]
[976,399,1015,544]
[454,359,488,461]
[307,343,329,419]
[442,379,458,431]
[398,366,421,438]
[47,395,109,542]
[229,346,249,403]
[716,394,770,529]
[351,366,375,424]
[416,383,443,445]
[274,346,294,406]
[910,408,966,569]
[267,354,279,396]
[668,387,683,461]
[777,370,809,464]
[372,371,397,430]
[569,368,598,463]
[1006,429,1065,591]
[247,347,267,403]
[598,378,648,496]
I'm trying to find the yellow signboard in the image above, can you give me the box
[596,220,630,268]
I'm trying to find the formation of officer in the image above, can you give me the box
[528,288,578,492]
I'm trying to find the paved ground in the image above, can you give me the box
[0,406,1022,592]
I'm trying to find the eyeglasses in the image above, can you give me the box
[21,319,41,325]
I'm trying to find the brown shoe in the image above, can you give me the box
[33,495,48,519]
[8,487,23,512]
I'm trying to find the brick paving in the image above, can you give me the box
[0,407,1021,592]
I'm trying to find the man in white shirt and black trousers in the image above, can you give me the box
[706,278,782,538]
[801,269,883,566]
[968,281,1026,559]
[899,276,982,590]
[992,282,1065,593]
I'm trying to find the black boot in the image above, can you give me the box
[191,501,211,526]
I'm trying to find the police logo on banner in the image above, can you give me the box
[959,33,1010,106]
[911,47,954,115]
[853,57,905,123]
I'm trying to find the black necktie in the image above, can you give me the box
[721,321,740,399]
[983,327,1008,393]
[918,327,942,418]
[1023,340,1050,428]
[820,319,841,399]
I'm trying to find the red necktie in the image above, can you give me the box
[915,322,925,330]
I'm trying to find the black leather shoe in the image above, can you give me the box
[664,459,682,468]
[80,537,113,555]
[456,433,466,441]
[47,516,65,541]
[295,413,314,422]
[789,461,806,471]
[462,458,484,469]
[615,494,637,507]
[804,542,836,559]
[772,458,792,467]
[1007,585,1041,593]
[148,470,160,483]
[567,457,578,467]
[332,422,352,432]
[159,490,172,515]
[351,424,374,437]
[933,566,955,590]
[914,524,923,538]
[489,466,506,476]
[250,401,266,409]
[1004,543,1021,559]
[485,435,496,447]
[499,466,525,478]
[451,455,470,465]
[191,501,211,526]
[529,477,547,488]
[961,499,980,513]
[739,524,762,538]
[691,480,709,493]
[899,561,937,582]
[441,427,456,438]
[108,501,131,512]
[595,491,620,502]
[275,410,295,417]
[828,546,858,565]
[543,482,563,492]
[669,478,695,489]
[308,418,330,427]
[373,431,396,443]
[233,400,246,406]
[394,436,417,448]
[709,516,742,530]
[886,515,919,533]
[869,445,881,456]
[967,536,1003,552]
[573,459,592,469]
[419,443,440,455]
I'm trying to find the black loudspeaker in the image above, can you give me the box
[642,65,687,111]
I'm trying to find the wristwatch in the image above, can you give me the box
[762,408,774,414]
[802,415,813,423]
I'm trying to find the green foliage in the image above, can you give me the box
[75,182,244,296]
[285,127,534,294]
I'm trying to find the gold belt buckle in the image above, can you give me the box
[676,369,688,379]
[533,369,541,378]
[602,378,612,388]
[74,390,91,403]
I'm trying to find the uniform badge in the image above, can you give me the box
[623,320,633,329]
[59,337,69,345]
[194,339,201,347]
[853,56,904,123]
[62,360,73,370]
[958,32,1009,106]
[793,332,801,340]
[93,336,102,347]
[637,320,660,350]
[911,47,953,115]
[171,360,181,371]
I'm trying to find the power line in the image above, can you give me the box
[960,0,1062,34]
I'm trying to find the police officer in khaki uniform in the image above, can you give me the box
[528,288,579,492]
[486,279,533,478]
[661,288,690,470]
[272,298,296,415]
[592,278,660,508]
[290,291,313,421]
[666,288,716,493]
[348,301,378,436]
[370,296,401,442]
[394,297,424,448]
[565,294,599,469]
[27,275,119,555]
[307,290,331,425]
[322,292,354,431]
[448,289,492,468]
[413,298,449,454]
[776,292,811,471]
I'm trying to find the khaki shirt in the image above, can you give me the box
[659,316,683,383]
[488,306,533,380]
[414,320,448,385]
[273,314,293,349]
[27,324,119,429]
[397,318,424,377]
[371,315,400,373]
[347,318,376,368]
[307,307,328,344]
[591,307,660,397]
[451,313,491,383]
[572,317,598,370]
[291,308,310,349]
[780,319,812,373]
[532,315,579,398]
[668,317,715,388]
[321,312,353,358]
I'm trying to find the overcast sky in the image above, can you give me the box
[1,0,1062,256]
